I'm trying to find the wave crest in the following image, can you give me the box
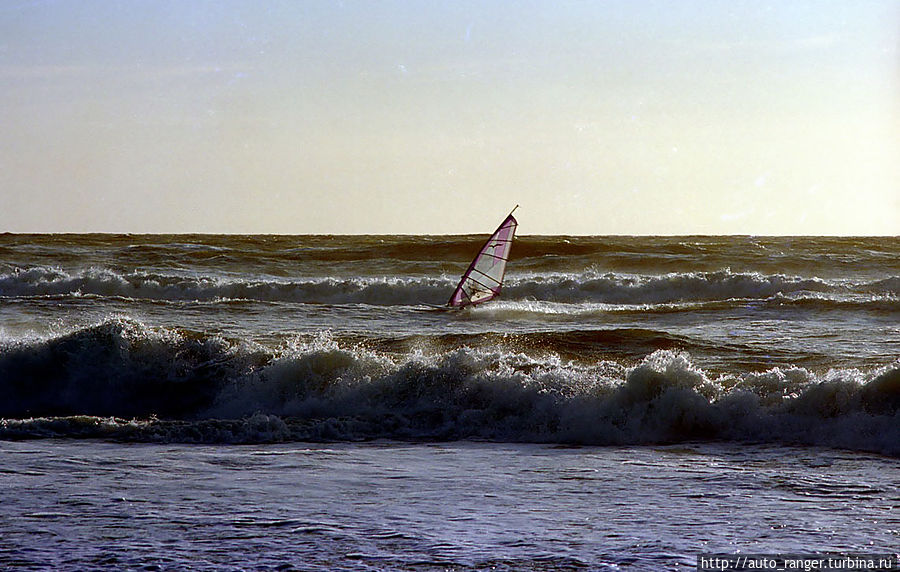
[2,266,895,308]
[1,322,897,455]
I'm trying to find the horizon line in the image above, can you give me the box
[2,231,897,239]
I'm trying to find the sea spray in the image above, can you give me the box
[1,321,897,454]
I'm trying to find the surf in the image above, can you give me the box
[2,266,892,309]
[1,319,897,455]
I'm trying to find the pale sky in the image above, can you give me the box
[1,0,898,234]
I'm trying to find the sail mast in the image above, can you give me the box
[447,207,518,308]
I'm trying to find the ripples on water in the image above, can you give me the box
[1,441,897,570]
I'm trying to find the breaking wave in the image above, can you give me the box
[1,266,895,309]
[0,266,449,305]
[1,319,897,455]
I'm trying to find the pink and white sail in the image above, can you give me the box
[448,209,518,308]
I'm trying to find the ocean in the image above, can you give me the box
[0,234,898,570]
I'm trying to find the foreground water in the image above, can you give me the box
[0,234,897,568]
[2,440,898,571]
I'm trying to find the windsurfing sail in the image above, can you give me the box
[447,206,518,308]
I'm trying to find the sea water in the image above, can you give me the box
[0,234,898,569]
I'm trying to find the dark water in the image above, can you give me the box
[1,234,898,570]
[0,234,896,452]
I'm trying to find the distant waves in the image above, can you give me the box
[1,266,896,310]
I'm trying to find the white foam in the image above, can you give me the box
[3,266,886,308]
[1,322,897,454]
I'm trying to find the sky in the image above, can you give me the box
[0,1,897,235]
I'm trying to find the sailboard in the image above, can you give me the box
[441,206,518,310]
